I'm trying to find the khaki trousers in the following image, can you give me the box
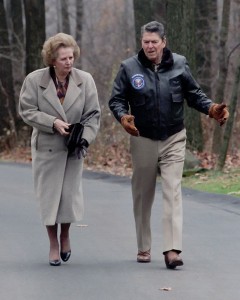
[130,129,186,253]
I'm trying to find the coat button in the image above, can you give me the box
[49,149,52,152]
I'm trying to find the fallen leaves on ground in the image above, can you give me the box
[1,146,240,178]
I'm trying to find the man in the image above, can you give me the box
[109,21,229,269]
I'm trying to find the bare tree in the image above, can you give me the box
[166,0,204,151]
[8,0,25,99]
[82,0,136,107]
[217,55,240,170]
[211,0,231,154]
[134,0,166,51]
[196,0,218,98]
[75,0,83,67]
[194,0,219,150]
[0,0,17,148]
[133,0,155,51]
[61,0,70,34]
[153,0,166,24]
[23,0,46,74]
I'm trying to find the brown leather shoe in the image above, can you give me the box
[137,250,151,263]
[164,251,183,269]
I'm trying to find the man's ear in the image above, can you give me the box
[162,37,167,45]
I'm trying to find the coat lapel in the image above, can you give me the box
[62,69,83,113]
[40,68,67,121]
[39,68,83,120]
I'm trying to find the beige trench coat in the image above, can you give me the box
[19,67,100,225]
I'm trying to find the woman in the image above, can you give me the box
[19,33,101,266]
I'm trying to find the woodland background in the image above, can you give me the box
[0,0,240,175]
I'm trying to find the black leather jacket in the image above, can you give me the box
[109,48,213,140]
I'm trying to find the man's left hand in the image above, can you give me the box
[209,103,229,126]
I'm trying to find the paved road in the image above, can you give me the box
[0,162,240,300]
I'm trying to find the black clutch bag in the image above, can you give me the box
[65,123,84,154]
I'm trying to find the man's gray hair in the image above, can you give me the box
[141,21,166,39]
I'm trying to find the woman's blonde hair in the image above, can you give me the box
[41,33,80,66]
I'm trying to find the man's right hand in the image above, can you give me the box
[120,115,139,136]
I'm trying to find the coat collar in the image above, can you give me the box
[39,67,83,88]
[39,68,83,121]
[138,47,174,70]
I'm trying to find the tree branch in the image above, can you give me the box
[227,42,240,65]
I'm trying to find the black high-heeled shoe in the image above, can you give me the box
[60,251,71,262]
[49,259,61,266]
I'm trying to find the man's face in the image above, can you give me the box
[141,32,166,64]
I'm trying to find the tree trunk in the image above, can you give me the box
[134,0,167,51]
[61,0,70,34]
[23,0,45,74]
[75,0,83,68]
[166,0,203,151]
[153,0,166,25]
[8,0,25,100]
[124,0,136,56]
[133,0,155,51]
[196,0,218,98]
[0,0,17,148]
[211,0,231,154]
[217,56,240,170]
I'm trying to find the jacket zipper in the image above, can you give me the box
[154,71,161,128]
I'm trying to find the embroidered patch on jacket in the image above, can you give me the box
[131,74,145,90]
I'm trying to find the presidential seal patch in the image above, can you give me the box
[131,74,145,90]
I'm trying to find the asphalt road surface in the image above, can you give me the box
[0,162,240,300]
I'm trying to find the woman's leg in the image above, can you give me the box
[46,224,60,261]
[60,223,71,253]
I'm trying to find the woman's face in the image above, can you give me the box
[53,46,74,76]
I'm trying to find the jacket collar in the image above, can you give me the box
[138,47,174,70]
[40,67,83,88]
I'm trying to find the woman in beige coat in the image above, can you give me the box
[19,33,100,266]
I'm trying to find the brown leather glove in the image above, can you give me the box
[120,115,139,136]
[209,103,229,126]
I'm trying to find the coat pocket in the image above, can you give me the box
[169,76,183,94]
[171,93,183,103]
[170,93,184,124]
[130,96,150,126]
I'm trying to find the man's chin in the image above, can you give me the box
[147,54,156,59]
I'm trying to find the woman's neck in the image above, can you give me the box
[54,70,69,83]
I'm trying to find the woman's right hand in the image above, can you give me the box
[53,119,71,136]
